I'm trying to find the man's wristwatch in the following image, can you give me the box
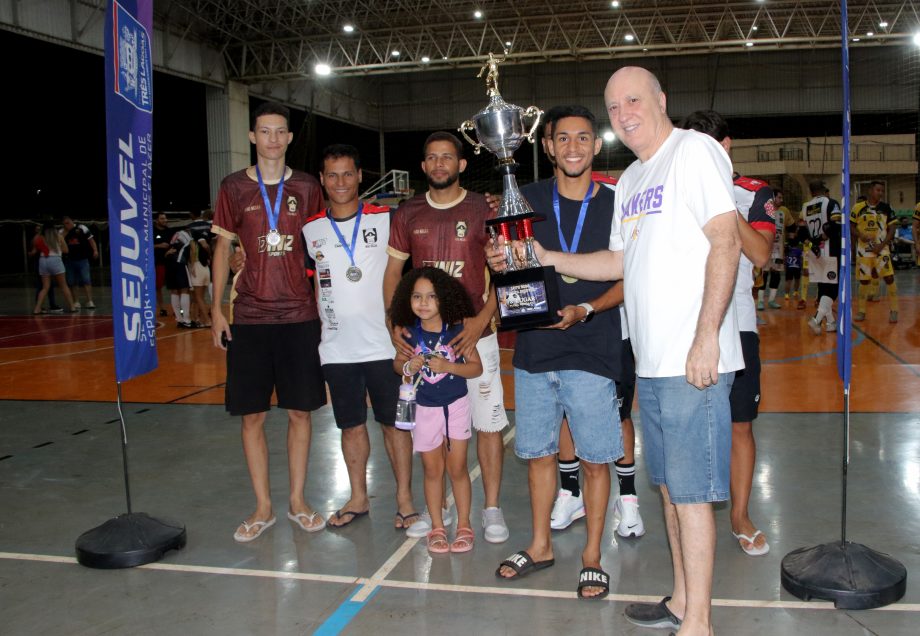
[577,302,595,323]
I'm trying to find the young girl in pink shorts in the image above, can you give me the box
[390,267,483,554]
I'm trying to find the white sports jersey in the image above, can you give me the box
[801,195,841,284]
[303,204,395,364]
[609,129,743,378]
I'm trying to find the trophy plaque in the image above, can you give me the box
[459,52,561,330]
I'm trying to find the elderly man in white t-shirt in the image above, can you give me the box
[488,67,742,635]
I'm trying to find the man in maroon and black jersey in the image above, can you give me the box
[681,110,775,558]
[210,102,327,542]
[384,131,510,544]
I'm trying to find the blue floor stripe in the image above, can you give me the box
[313,586,379,635]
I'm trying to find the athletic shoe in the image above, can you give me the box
[49,307,64,314]
[825,319,837,332]
[614,494,645,538]
[482,507,509,543]
[86,301,96,309]
[406,507,454,538]
[807,316,822,335]
[797,299,806,310]
[756,300,765,311]
[768,300,782,309]
[177,321,194,329]
[625,597,682,630]
[550,489,585,530]
[72,301,81,310]
[890,311,898,323]
[756,315,767,326]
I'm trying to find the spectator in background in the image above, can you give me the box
[31,221,77,315]
[62,216,98,310]
[186,209,212,327]
[153,212,174,317]
[165,222,194,328]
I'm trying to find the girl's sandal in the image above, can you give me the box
[450,527,475,553]
[427,527,450,554]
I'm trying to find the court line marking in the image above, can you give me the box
[855,326,920,379]
[0,330,196,366]
[1,551,917,613]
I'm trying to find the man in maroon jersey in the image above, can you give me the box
[384,131,510,544]
[210,102,327,542]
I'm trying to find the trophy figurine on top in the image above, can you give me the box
[459,52,561,330]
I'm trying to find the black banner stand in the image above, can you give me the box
[75,383,186,568]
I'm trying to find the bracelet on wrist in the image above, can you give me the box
[402,360,414,376]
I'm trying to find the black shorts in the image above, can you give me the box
[615,337,636,422]
[729,331,761,423]
[165,258,189,290]
[225,320,325,416]
[322,359,401,429]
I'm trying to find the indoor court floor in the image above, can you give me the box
[0,270,918,635]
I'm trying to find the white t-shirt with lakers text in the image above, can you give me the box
[609,128,744,378]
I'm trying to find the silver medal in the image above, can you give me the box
[266,229,281,246]
[346,266,363,282]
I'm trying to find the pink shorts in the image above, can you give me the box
[413,396,472,453]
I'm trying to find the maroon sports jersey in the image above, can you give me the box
[213,168,324,324]
[388,190,493,323]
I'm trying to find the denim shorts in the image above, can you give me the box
[513,368,623,464]
[65,258,91,286]
[637,373,734,504]
[38,255,65,277]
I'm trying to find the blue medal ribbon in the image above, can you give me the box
[256,165,286,234]
[326,203,363,268]
[552,179,593,253]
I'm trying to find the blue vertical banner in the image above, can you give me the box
[837,0,852,388]
[105,0,158,381]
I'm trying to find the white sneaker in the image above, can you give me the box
[550,489,585,530]
[405,507,454,538]
[614,495,645,538]
[825,319,837,332]
[807,316,822,335]
[72,302,81,310]
[482,507,509,543]
[86,301,96,309]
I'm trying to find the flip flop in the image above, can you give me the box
[287,510,326,533]
[328,509,369,528]
[395,511,420,530]
[577,566,610,600]
[233,516,276,543]
[732,530,770,556]
[495,550,555,580]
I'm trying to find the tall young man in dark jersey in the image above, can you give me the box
[680,110,775,557]
[493,106,625,600]
[384,132,510,544]
[211,102,327,542]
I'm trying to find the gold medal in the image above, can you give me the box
[561,275,578,284]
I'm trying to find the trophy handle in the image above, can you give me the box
[522,106,544,144]
[458,120,484,155]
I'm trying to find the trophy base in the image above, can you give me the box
[494,266,562,331]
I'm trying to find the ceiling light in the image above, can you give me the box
[343,24,354,33]
[880,21,889,28]
[421,56,430,63]
[603,130,615,142]
[745,41,754,47]
[611,1,620,7]
[867,31,874,37]
[443,55,449,60]
[391,50,400,57]
[913,32,920,46]
[625,34,634,42]
[474,10,483,19]
[505,41,512,47]
[852,37,860,42]
[752,26,758,31]
[315,63,331,76]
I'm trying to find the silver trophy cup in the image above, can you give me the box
[459,53,542,220]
